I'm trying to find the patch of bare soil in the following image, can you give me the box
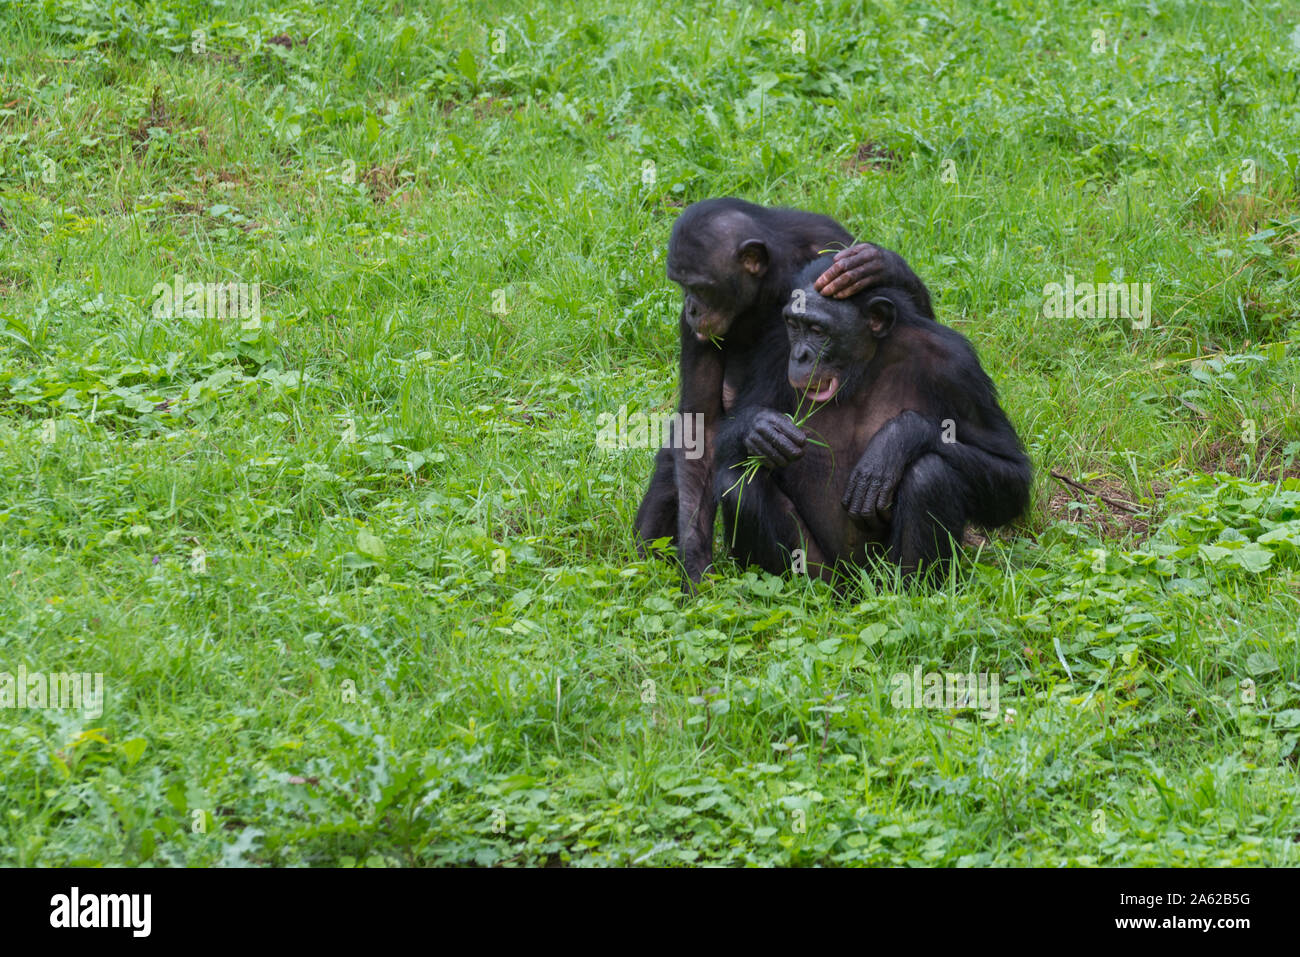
[844,140,901,174]
[362,163,402,204]
[1196,435,1300,483]
[1045,470,1159,541]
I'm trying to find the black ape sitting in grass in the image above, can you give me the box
[715,255,1031,583]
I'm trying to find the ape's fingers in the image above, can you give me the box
[812,261,846,293]
[825,276,872,298]
[843,475,875,519]
[769,432,804,463]
[834,243,880,264]
[768,419,807,447]
[826,264,891,299]
[753,436,788,468]
[759,428,800,465]
[815,247,877,293]
[840,484,859,514]
[746,434,779,465]
[816,252,889,297]
[860,480,882,512]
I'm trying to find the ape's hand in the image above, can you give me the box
[843,444,906,523]
[743,409,807,469]
[813,243,895,299]
[811,243,883,295]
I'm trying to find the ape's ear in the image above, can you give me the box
[738,239,769,276]
[865,296,897,338]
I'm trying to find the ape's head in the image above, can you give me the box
[667,200,772,342]
[782,255,899,402]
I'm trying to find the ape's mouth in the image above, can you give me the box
[792,377,839,402]
[690,313,733,343]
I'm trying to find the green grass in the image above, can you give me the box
[0,0,1298,866]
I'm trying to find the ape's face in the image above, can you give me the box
[667,213,768,342]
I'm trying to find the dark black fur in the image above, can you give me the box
[715,255,1030,584]
[632,199,933,585]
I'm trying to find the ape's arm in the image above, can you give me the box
[842,409,1030,524]
[672,314,726,584]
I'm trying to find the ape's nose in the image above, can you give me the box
[793,344,815,365]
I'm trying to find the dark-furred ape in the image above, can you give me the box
[715,254,1031,583]
[632,198,933,585]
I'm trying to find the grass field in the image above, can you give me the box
[1,0,1298,866]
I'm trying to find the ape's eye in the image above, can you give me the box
[808,324,825,336]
